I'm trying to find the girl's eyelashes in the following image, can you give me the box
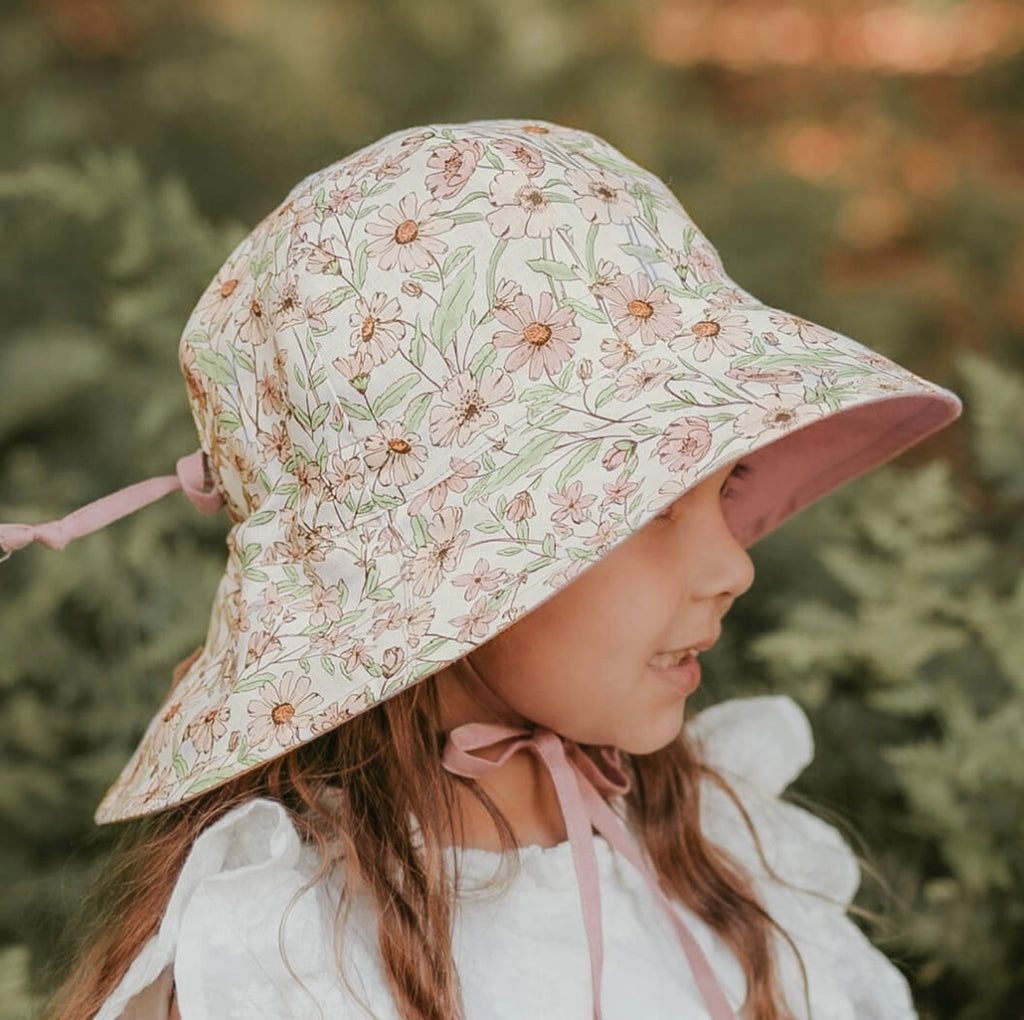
[654,462,752,522]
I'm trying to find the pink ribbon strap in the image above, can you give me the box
[0,449,224,561]
[442,724,738,1020]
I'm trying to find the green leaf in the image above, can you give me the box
[527,258,579,281]
[404,391,432,432]
[431,258,476,352]
[562,298,606,324]
[336,396,373,420]
[372,372,421,419]
[468,432,562,499]
[353,240,368,290]
[619,243,661,262]
[555,439,603,491]
[195,349,236,386]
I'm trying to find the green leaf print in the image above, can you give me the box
[527,258,579,281]
[432,258,476,353]
[372,372,421,417]
[555,439,603,491]
[194,349,236,386]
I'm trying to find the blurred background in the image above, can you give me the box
[0,0,1021,1016]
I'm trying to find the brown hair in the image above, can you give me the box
[44,674,818,1020]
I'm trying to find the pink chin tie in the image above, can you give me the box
[440,676,739,1020]
[0,449,224,561]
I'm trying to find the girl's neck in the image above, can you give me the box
[433,664,569,851]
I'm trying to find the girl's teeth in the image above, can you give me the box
[650,650,696,669]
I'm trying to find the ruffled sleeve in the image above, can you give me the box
[96,798,395,1020]
[687,695,918,1020]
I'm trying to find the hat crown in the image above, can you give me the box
[179,119,736,529]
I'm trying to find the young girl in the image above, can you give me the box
[4,119,961,1020]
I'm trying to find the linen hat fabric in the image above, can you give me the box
[20,119,959,823]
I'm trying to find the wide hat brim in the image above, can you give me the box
[95,121,961,823]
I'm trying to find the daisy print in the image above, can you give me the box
[599,336,637,371]
[185,704,230,756]
[613,357,675,400]
[245,673,323,751]
[363,420,429,487]
[349,292,406,365]
[365,194,453,272]
[486,171,558,239]
[602,273,683,346]
[769,310,836,347]
[565,167,639,224]
[492,292,581,381]
[428,367,515,447]
[734,393,825,439]
[672,307,753,362]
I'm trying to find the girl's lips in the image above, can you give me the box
[648,654,701,695]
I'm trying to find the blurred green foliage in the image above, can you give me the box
[1,1,1021,1017]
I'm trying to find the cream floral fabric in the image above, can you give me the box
[96,119,960,823]
[96,696,918,1019]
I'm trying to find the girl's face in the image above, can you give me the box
[439,460,755,754]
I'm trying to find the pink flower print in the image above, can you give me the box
[407,506,471,597]
[311,690,371,735]
[403,604,434,648]
[196,250,249,333]
[381,646,405,679]
[370,600,406,639]
[185,704,229,756]
[614,357,675,400]
[408,458,480,516]
[429,367,515,447]
[256,368,286,415]
[304,243,342,275]
[342,638,373,674]
[297,581,345,628]
[328,184,361,215]
[673,308,753,362]
[599,336,637,371]
[656,416,712,473]
[683,237,726,286]
[453,557,508,601]
[304,292,334,332]
[492,277,523,312]
[726,366,803,387]
[565,168,639,224]
[374,155,406,181]
[365,194,453,272]
[451,595,499,644]
[244,629,284,668]
[602,273,683,346]
[333,350,375,393]
[601,473,639,508]
[584,521,620,554]
[349,292,407,366]
[486,171,558,239]
[492,292,581,381]
[272,275,306,328]
[257,421,293,466]
[294,459,324,503]
[505,490,536,523]
[768,311,835,347]
[364,420,429,487]
[246,673,323,751]
[257,582,292,627]
[236,291,270,346]
[426,139,484,199]
[734,394,824,439]
[323,453,364,503]
[550,480,597,525]
[494,138,545,177]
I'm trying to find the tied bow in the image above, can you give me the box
[0,449,224,561]
[441,723,738,1020]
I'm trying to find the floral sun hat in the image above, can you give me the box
[0,120,961,824]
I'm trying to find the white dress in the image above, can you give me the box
[96,695,918,1019]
